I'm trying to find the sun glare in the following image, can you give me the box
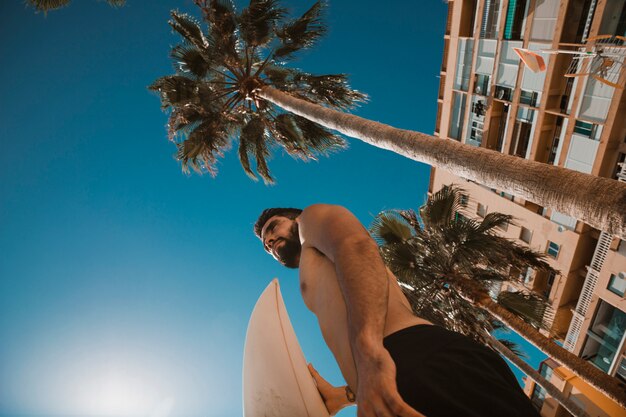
[84,369,155,416]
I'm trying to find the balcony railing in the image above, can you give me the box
[565,160,626,350]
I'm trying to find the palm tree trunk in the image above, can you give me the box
[487,334,590,417]
[257,86,626,239]
[453,275,626,408]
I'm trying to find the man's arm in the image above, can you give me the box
[298,204,388,356]
[298,204,423,417]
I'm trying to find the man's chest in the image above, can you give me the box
[298,245,341,312]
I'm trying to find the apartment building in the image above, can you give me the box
[433,0,626,415]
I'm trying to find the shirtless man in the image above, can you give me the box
[255,204,540,417]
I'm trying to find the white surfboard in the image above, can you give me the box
[243,279,330,417]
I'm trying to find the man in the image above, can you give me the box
[255,204,540,417]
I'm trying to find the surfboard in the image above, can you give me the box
[243,279,330,417]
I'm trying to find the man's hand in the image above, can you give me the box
[308,363,354,416]
[354,346,426,417]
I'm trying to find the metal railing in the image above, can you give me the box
[563,162,626,351]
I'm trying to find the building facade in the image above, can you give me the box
[433,0,626,415]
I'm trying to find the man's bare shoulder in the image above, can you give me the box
[297,204,372,262]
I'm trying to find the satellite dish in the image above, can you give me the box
[557,225,565,232]
[619,272,626,280]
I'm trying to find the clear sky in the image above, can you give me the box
[0,1,544,417]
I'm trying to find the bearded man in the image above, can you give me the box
[254,204,540,417]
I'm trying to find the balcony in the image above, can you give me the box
[503,0,529,41]
[494,85,512,101]
[580,300,626,373]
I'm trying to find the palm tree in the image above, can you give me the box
[488,336,589,417]
[368,185,626,407]
[150,0,626,237]
[26,0,125,14]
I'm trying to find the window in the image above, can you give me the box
[504,0,528,40]
[474,74,491,96]
[477,203,487,217]
[530,362,553,410]
[574,120,596,137]
[500,191,514,201]
[546,241,560,258]
[520,227,533,244]
[612,153,625,180]
[544,271,557,298]
[522,267,534,284]
[494,85,512,101]
[455,211,468,222]
[608,274,626,297]
[617,357,626,383]
[480,0,502,39]
[459,194,469,207]
[497,219,509,232]
[580,300,626,372]
[519,89,538,107]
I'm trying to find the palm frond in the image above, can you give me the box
[106,0,125,7]
[239,0,286,47]
[197,0,239,63]
[497,338,528,360]
[272,113,308,156]
[176,120,231,175]
[167,107,205,141]
[292,73,368,109]
[420,185,465,230]
[497,291,553,330]
[274,1,327,59]
[27,0,125,13]
[370,211,413,245]
[291,116,346,155]
[171,44,213,78]
[238,116,268,181]
[26,0,71,13]
[476,212,514,234]
[253,136,273,183]
[170,11,210,52]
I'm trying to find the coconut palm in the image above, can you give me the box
[396,232,588,416]
[26,0,125,14]
[150,0,626,237]
[488,336,589,417]
[369,185,626,407]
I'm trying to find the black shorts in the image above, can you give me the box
[383,325,541,417]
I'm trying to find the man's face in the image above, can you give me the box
[260,215,301,269]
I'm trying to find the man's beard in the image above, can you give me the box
[275,222,301,269]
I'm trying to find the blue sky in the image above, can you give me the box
[0,1,544,417]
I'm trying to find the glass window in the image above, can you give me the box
[543,271,557,298]
[477,203,487,218]
[617,356,626,383]
[580,300,626,373]
[547,241,560,258]
[574,120,595,137]
[460,194,469,207]
[608,274,626,297]
[480,0,502,39]
[474,74,491,96]
[449,92,467,141]
[522,267,534,284]
[520,89,538,107]
[520,227,532,244]
[530,362,553,410]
